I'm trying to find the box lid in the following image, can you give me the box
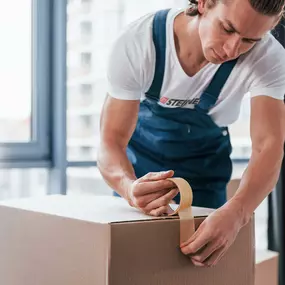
[0,195,215,224]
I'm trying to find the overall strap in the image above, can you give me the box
[197,59,238,111]
[145,9,170,101]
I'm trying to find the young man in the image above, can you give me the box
[98,0,285,266]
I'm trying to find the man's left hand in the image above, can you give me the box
[180,202,248,267]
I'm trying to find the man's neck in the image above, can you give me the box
[173,13,209,76]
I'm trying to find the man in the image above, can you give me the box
[98,0,285,267]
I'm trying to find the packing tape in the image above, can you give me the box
[167,178,195,244]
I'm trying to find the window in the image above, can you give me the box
[0,1,31,143]
[80,22,92,36]
[0,0,65,199]
[81,0,92,13]
[81,52,92,68]
[229,94,251,178]
[229,94,251,162]
[67,167,113,197]
[0,168,48,200]
[0,0,50,162]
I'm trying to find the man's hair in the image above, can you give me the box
[185,0,285,17]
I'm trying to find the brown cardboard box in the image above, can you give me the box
[255,250,279,285]
[227,178,241,200]
[0,195,255,285]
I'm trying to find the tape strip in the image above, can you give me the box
[167,178,195,243]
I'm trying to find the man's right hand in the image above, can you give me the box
[126,170,179,216]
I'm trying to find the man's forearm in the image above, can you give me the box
[97,142,137,201]
[227,143,284,225]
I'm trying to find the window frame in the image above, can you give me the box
[0,0,51,163]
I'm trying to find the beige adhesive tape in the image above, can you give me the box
[167,178,195,244]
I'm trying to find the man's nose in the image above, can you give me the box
[223,36,241,59]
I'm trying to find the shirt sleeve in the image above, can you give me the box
[248,39,285,101]
[106,30,143,101]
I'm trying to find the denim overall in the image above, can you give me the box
[115,9,238,209]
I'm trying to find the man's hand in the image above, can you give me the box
[180,201,246,267]
[127,170,179,216]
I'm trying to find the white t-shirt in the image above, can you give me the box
[107,8,285,127]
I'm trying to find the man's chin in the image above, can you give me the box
[205,54,223,64]
[205,49,229,64]
[205,53,231,64]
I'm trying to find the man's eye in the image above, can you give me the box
[223,27,234,34]
[243,39,255,44]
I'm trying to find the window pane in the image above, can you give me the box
[66,0,187,161]
[229,94,251,160]
[254,196,268,250]
[0,0,32,142]
[67,167,113,196]
[0,168,48,200]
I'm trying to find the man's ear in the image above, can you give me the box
[197,0,207,14]
[272,14,283,30]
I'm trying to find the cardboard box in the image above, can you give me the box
[0,195,255,285]
[255,250,278,285]
[227,178,241,200]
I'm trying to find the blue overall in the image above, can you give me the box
[115,9,238,209]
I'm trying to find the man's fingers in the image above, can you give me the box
[133,188,170,208]
[139,170,174,182]
[191,259,205,267]
[149,205,173,217]
[180,224,204,247]
[139,187,178,207]
[190,241,222,264]
[144,188,179,213]
[131,170,179,216]
[180,231,211,255]
[200,246,226,267]
[134,179,176,196]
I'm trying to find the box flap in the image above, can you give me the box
[0,195,215,224]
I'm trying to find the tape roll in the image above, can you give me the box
[167,178,195,243]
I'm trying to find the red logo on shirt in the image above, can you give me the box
[159,97,200,107]
[160,96,169,104]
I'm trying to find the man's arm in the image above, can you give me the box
[97,94,140,201]
[180,95,285,267]
[229,95,285,223]
[97,94,178,214]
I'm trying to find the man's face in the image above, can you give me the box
[197,0,280,63]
